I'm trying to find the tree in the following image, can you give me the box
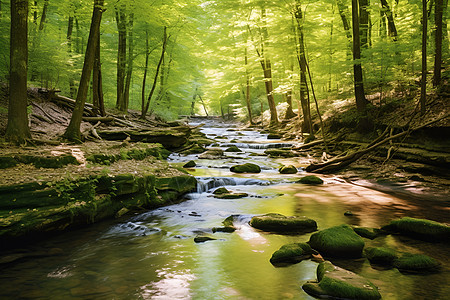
[420,0,427,115]
[6,0,31,144]
[64,0,104,141]
[433,0,443,86]
[352,0,367,114]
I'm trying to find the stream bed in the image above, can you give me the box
[0,118,449,299]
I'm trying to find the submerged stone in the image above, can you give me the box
[381,217,450,242]
[270,242,313,265]
[394,253,440,272]
[302,261,381,300]
[194,234,217,243]
[212,215,236,233]
[297,175,323,185]
[308,224,365,258]
[279,165,298,174]
[230,163,261,173]
[364,247,398,265]
[249,213,317,233]
[183,160,196,168]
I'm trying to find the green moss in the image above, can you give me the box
[212,215,236,233]
[250,213,317,233]
[270,242,313,264]
[394,253,440,272]
[353,226,381,239]
[382,217,450,242]
[224,145,242,152]
[215,192,248,199]
[297,175,324,185]
[364,247,398,265]
[278,165,298,174]
[18,155,79,168]
[230,163,261,173]
[308,224,365,258]
[181,144,206,155]
[183,160,196,168]
[213,187,229,194]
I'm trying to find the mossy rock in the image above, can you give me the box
[364,247,398,265]
[270,242,313,265]
[303,261,381,300]
[183,160,196,168]
[224,145,242,152]
[213,187,229,194]
[198,148,225,159]
[0,157,18,169]
[230,163,261,173]
[279,165,298,174]
[181,144,206,155]
[381,217,450,242]
[194,234,217,243]
[264,149,296,158]
[394,253,440,272]
[267,133,282,139]
[297,175,323,185]
[308,224,365,258]
[250,213,317,233]
[215,192,248,199]
[353,226,381,240]
[212,215,236,233]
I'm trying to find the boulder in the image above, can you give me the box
[183,160,196,168]
[213,187,229,194]
[364,247,398,265]
[212,215,236,233]
[270,242,313,265]
[381,217,450,242]
[215,192,248,199]
[353,226,381,240]
[308,224,365,258]
[194,234,217,243]
[230,163,261,173]
[198,148,225,159]
[279,165,298,174]
[394,253,440,272]
[181,144,206,155]
[249,213,317,233]
[267,133,282,139]
[302,261,381,300]
[297,175,323,185]
[224,145,242,152]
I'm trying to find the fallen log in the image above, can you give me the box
[306,113,449,173]
[82,116,114,123]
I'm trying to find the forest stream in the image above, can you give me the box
[0,118,449,300]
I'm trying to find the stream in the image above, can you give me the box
[0,118,449,299]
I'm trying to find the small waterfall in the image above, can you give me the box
[195,177,269,193]
[219,143,293,149]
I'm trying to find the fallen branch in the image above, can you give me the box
[82,116,114,123]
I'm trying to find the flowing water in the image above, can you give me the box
[0,118,449,299]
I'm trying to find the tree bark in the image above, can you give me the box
[123,12,134,112]
[352,0,367,114]
[420,0,427,115]
[38,0,48,31]
[64,0,104,142]
[380,0,398,40]
[433,0,443,86]
[115,6,127,112]
[244,46,254,124]
[336,0,353,56]
[141,29,150,116]
[359,0,370,48]
[6,0,31,143]
[92,31,105,116]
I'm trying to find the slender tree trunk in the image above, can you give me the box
[244,46,254,124]
[359,0,370,48]
[420,0,427,115]
[75,17,81,54]
[6,0,31,143]
[336,0,353,56]
[38,0,48,31]
[442,0,448,59]
[67,15,77,98]
[0,0,3,19]
[33,1,37,24]
[123,12,134,111]
[115,7,127,112]
[433,0,443,86]
[294,2,313,133]
[64,0,104,141]
[352,0,367,114]
[141,30,149,115]
[380,0,398,40]
[93,31,105,116]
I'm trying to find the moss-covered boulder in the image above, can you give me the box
[381,217,450,242]
[270,242,313,265]
[183,160,196,168]
[224,145,242,152]
[250,213,317,233]
[364,247,398,265]
[353,226,381,240]
[230,163,261,173]
[308,224,365,258]
[278,165,298,174]
[267,133,282,139]
[297,175,323,185]
[264,149,296,158]
[215,192,248,199]
[194,234,217,243]
[302,261,381,300]
[181,144,206,155]
[394,253,440,272]
[213,187,229,195]
[212,215,236,233]
[198,148,225,159]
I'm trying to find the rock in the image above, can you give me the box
[215,192,248,199]
[213,187,229,194]
[308,224,365,258]
[353,226,381,239]
[297,175,323,185]
[224,145,242,152]
[364,247,398,265]
[183,160,196,168]
[381,217,450,242]
[115,207,130,218]
[249,213,317,233]
[181,144,206,155]
[344,211,354,216]
[212,215,236,233]
[267,133,282,139]
[198,148,225,159]
[194,234,217,243]
[264,149,296,158]
[270,242,313,265]
[302,261,381,300]
[230,163,261,173]
[394,253,440,272]
[279,165,298,174]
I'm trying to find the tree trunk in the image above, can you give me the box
[123,12,134,112]
[115,7,127,112]
[380,0,398,40]
[433,0,443,86]
[420,0,427,115]
[6,0,31,143]
[336,0,353,56]
[294,2,313,133]
[67,15,77,98]
[92,31,105,116]
[352,0,367,114]
[64,0,104,142]
[38,0,48,31]
[359,0,370,48]
[141,29,149,115]
[244,47,254,124]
